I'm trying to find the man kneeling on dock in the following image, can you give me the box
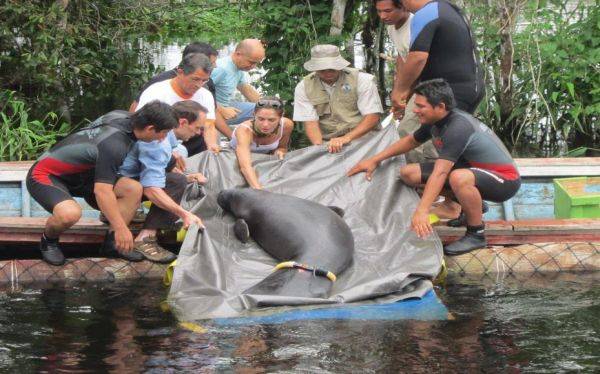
[348,79,521,255]
[26,101,179,266]
[118,100,208,263]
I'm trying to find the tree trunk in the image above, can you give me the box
[54,0,72,124]
[498,1,519,138]
[361,1,379,74]
[330,0,348,36]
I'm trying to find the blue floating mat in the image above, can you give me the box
[214,290,448,325]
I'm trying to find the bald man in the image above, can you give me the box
[211,39,265,131]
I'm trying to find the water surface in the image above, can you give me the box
[0,272,598,372]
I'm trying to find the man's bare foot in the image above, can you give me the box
[430,199,461,219]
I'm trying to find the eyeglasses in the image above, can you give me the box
[256,99,283,109]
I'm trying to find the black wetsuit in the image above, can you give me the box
[26,111,137,212]
[136,69,215,157]
[410,0,484,113]
[413,110,520,202]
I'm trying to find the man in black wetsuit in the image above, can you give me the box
[348,79,520,255]
[392,0,484,116]
[26,101,183,265]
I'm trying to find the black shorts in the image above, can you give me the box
[26,162,98,213]
[419,162,521,203]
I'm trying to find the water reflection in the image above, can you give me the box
[0,273,598,372]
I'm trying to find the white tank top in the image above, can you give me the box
[229,119,285,154]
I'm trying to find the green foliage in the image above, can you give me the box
[464,0,600,155]
[0,0,256,159]
[0,0,159,124]
[0,90,68,161]
[157,0,255,46]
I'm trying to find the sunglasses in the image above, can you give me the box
[256,99,283,109]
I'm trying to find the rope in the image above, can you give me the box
[274,261,337,282]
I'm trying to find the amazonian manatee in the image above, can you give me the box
[217,188,354,302]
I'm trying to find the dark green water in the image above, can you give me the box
[0,273,598,372]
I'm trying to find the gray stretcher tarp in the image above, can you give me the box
[168,124,444,321]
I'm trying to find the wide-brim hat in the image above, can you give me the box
[303,44,350,71]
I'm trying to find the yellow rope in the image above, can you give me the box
[274,261,337,282]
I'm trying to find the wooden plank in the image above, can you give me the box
[515,157,600,177]
[0,162,33,182]
[511,218,600,231]
[0,217,106,230]
[0,232,104,244]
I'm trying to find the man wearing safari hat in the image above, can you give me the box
[293,44,383,153]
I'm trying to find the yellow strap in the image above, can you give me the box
[325,271,337,282]
[274,261,296,271]
[163,259,178,287]
[274,261,337,282]
[179,321,207,334]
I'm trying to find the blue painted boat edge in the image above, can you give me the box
[212,290,448,325]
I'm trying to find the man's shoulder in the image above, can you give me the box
[148,69,177,86]
[445,111,476,131]
[215,56,236,72]
[357,71,376,81]
[144,78,171,91]
[191,87,215,104]
[413,1,439,23]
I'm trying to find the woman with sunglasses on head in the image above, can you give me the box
[229,97,294,189]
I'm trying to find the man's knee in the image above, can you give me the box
[448,169,475,191]
[399,164,421,186]
[52,201,82,226]
[114,177,143,199]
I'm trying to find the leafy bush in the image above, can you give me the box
[0,91,68,161]
[464,0,600,155]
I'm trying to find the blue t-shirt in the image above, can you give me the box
[210,56,248,106]
[119,131,179,188]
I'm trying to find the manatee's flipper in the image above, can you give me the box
[328,206,345,218]
[233,219,250,243]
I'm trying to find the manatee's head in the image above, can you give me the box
[217,188,256,218]
[216,189,235,213]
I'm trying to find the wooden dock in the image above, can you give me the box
[1,216,599,246]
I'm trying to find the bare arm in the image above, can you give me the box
[214,110,233,139]
[274,119,294,159]
[128,101,138,113]
[143,186,204,228]
[234,126,262,189]
[346,134,421,180]
[391,51,429,111]
[202,119,220,153]
[369,134,420,164]
[411,159,454,238]
[237,83,260,103]
[94,182,133,251]
[304,120,323,145]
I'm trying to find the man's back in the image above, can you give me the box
[410,1,483,111]
[211,56,248,106]
[38,111,135,186]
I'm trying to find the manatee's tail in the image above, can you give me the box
[243,268,334,306]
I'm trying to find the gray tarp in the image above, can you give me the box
[168,124,443,321]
